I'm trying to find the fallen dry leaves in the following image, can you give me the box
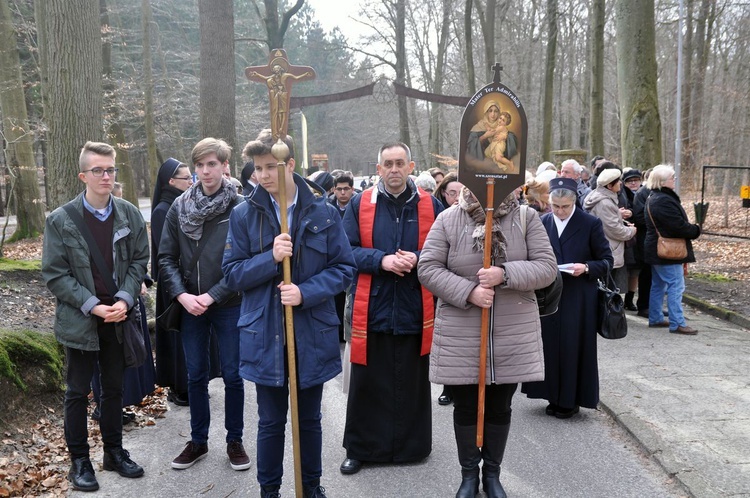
[0,388,168,497]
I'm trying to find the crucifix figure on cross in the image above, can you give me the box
[245,49,316,140]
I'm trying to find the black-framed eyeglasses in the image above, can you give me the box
[83,167,118,177]
[172,175,192,181]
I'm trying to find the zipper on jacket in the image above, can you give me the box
[195,239,201,294]
[488,302,496,384]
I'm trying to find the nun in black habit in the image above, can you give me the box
[522,178,613,419]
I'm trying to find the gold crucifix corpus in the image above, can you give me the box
[245,49,316,140]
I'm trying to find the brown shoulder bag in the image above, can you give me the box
[646,199,688,260]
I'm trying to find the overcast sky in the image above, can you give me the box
[305,0,363,42]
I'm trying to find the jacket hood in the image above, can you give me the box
[583,186,617,210]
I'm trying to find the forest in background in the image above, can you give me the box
[0,0,748,241]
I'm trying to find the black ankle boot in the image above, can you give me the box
[260,485,281,498]
[454,424,481,498]
[624,292,638,311]
[482,423,510,498]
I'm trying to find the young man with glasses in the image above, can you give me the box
[42,141,150,491]
[331,172,355,218]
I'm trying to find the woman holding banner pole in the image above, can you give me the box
[418,187,557,498]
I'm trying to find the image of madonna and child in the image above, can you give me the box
[466,100,518,174]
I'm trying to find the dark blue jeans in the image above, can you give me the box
[65,322,124,458]
[181,305,244,444]
[255,381,324,487]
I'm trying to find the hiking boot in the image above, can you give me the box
[227,440,251,470]
[171,441,208,469]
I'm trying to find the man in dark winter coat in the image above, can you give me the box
[340,142,444,475]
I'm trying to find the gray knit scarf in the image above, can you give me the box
[459,187,518,261]
[176,178,236,240]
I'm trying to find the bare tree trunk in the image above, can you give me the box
[588,0,604,156]
[44,0,103,208]
[396,0,410,144]
[475,0,497,83]
[541,0,558,159]
[155,25,186,159]
[101,0,136,205]
[0,0,44,241]
[615,0,662,170]
[199,0,236,172]
[141,0,158,188]
[428,0,451,161]
[262,0,304,49]
[34,0,50,209]
[465,0,476,94]
[680,0,694,172]
[687,0,716,186]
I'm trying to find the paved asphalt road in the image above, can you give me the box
[75,347,686,498]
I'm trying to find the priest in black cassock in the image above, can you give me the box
[339,143,443,475]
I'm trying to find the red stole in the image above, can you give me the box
[350,187,435,365]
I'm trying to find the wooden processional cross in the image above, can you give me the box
[245,49,316,140]
[245,49,315,498]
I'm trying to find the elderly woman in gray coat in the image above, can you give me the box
[582,167,636,292]
[418,188,558,498]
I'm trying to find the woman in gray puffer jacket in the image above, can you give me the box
[418,188,557,498]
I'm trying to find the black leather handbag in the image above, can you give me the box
[536,271,563,317]
[597,271,628,340]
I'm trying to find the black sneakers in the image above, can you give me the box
[171,441,208,469]
[227,440,251,471]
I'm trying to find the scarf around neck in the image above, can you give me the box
[176,178,236,240]
[459,187,518,261]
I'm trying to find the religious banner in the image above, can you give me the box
[458,66,528,209]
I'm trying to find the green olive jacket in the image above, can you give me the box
[42,192,150,351]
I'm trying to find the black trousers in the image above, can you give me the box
[64,322,124,459]
[452,383,518,427]
[637,264,653,311]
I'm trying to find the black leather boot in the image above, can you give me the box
[260,485,281,498]
[103,447,144,478]
[454,424,481,498]
[68,456,99,492]
[482,423,510,498]
[624,292,638,311]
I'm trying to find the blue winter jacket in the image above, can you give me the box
[222,174,356,389]
[342,180,444,335]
